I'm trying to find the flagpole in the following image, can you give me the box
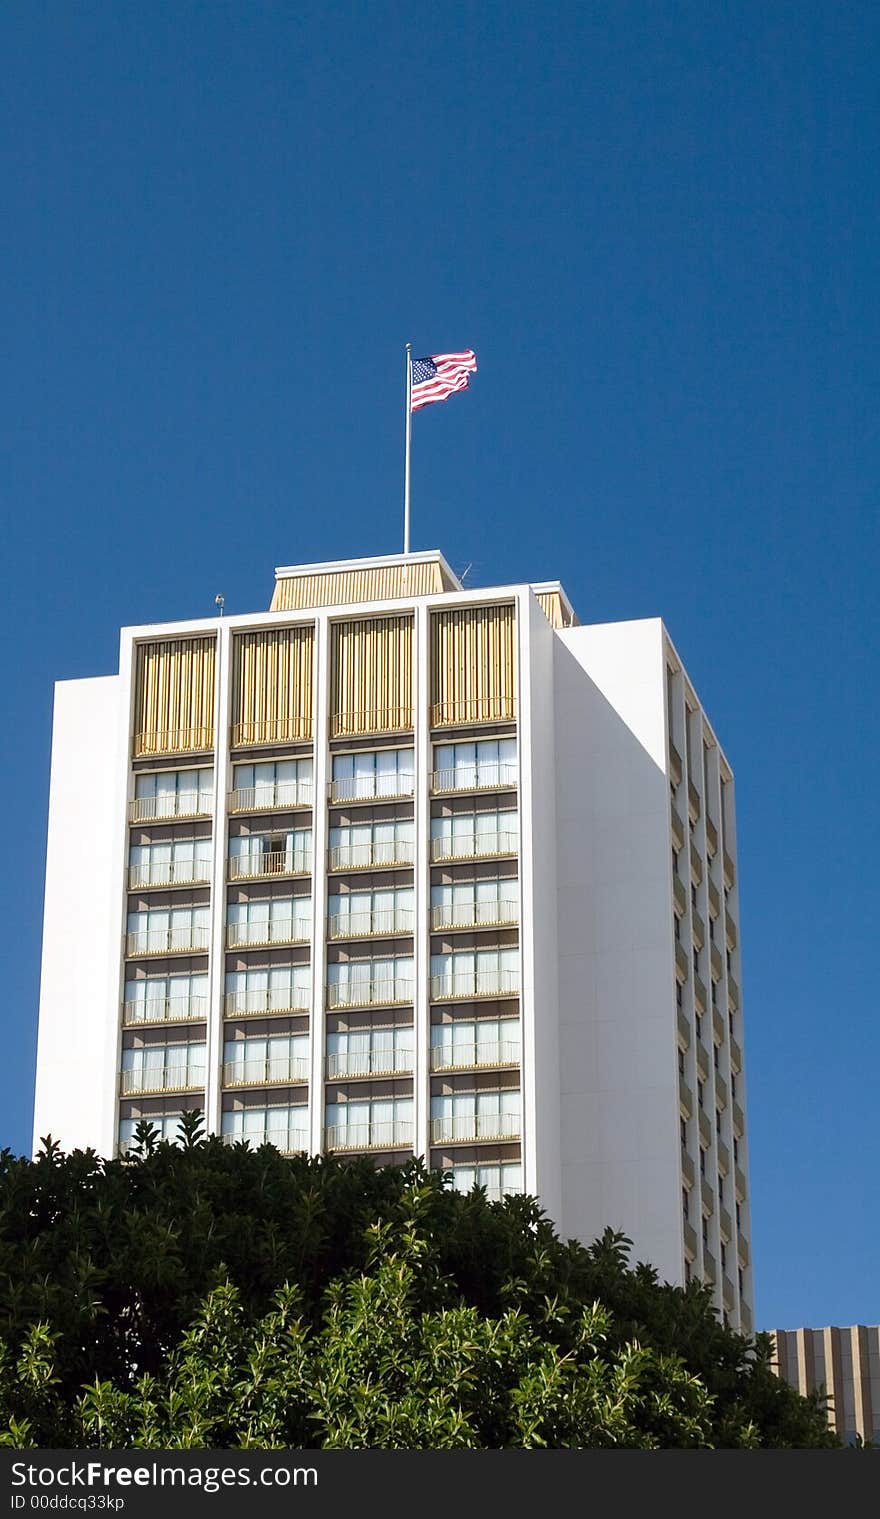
[403,342,412,554]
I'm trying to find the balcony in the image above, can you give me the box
[120,1065,205,1096]
[705,816,718,855]
[723,849,735,887]
[681,1148,695,1186]
[675,941,688,981]
[430,970,519,1002]
[133,726,213,759]
[430,1112,521,1144]
[430,764,517,796]
[728,975,741,1010]
[430,831,518,864]
[693,974,708,1014]
[678,1078,693,1117]
[703,1248,717,1285]
[692,909,705,948]
[689,841,703,881]
[725,915,738,950]
[716,1138,730,1175]
[326,978,414,1010]
[325,1120,414,1152]
[740,1303,753,1335]
[710,942,723,980]
[732,1101,745,1137]
[712,1006,725,1046]
[738,1236,750,1269]
[126,926,210,957]
[719,1205,733,1242]
[330,707,414,739]
[223,1056,309,1088]
[228,850,312,881]
[226,917,312,949]
[683,1220,698,1258]
[701,1177,715,1214]
[430,899,518,932]
[698,1109,712,1147]
[687,778,700,821]
[722,1275,736,1311]
[129,792,212,823]
[668,741,683,788]
[221,1128,307,1155]
[328,840,415,871]
[670,804,685,850]
[430,1040,520,1072]
[707,878,720,916]
[730,1036,742,1073]
[715,1072,729,1109]
[228,782,313,814]
[128,859,212,889]
[734,1163,747,1200]
[695,1040,709,1080]
[672,874,687,916]
[326,1047,413,1078]
[676,1007,690,1047]
[329,774,414,803]
[328,908,414,940]
[223,989,310,1017]
[123,995,208,1026]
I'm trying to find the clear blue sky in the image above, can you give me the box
[1,3,876,1331]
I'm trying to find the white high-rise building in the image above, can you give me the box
[34,549,753,1330]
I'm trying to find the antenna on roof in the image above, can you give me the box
[459,562,474,585]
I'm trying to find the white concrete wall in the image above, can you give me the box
[33,676,125,1156]
[553,619,682,1281]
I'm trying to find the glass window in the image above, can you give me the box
[134,768,213,817]
[331,749,414,800]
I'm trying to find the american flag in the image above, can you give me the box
[410,349,477,412]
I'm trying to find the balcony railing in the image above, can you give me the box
[231,718,312,747]
[448,1178,522,1203]
[326,1047,413,1078]
[226,917,312,949]
[325,1120,414,1151]
[133,726,214,758]
[221,1128,308,1154]
[430,899,518,931]
[128,859,212,889]
[330,707,413,738]
[223,1057,309,1087]
[328,840,415,870]
[126,926,210,957]
[430,1040,520,1071]
[228,783,313,813]
[223,989,310,1016]
[120,1064,205,1095]
[129,792,212,823]
[429,831,518,863]
[227,850,312,880]
[429,1112,521,1143]
[123,995,208,1025]
[430,698,516,728]
[430,970,519,1002]
[326,978,414,1010]
[327,908,414,940]
[329,774,414,803]
[430,764,517,795]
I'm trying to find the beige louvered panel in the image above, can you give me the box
[331,616,414,736]
[430,605,516,727]
[535,589,579,628]
[232,627,315,747]
[133,638,216,757]
[271,560,445,611]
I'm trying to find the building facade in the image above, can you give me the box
[772,1326,880,1445]
[34,549,753,1330]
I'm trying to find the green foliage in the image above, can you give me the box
[0,1132,838,1448]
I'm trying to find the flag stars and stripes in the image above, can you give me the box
[410,349,478,412]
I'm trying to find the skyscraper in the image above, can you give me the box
[34,548,753,1331]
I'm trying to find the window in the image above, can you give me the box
[325,1097,413,1147]
[119,1109,198,1149]
[430,1017,520,1070]
[434,738,517,791]
[731,1072,737,1099]
[701,1217,709,1247]
[227,895,311,945]
[232,758,312,808]
[697,1080,705,1110]
[229,828,312,874]
[329,820,414,867]
[676,981,683,1009]
[685,1260,692,1283]
[733,1137,740,1163]
[327,955,414,1005]
[124,971,208,1023]
[430,877,519,929]
[720,1242,727,1271]
[680,1117,688,1147]
[430,1088,520,1141]
[682,1187,689,1219]
[129,837,212,888]
[326,1025,414,1077]
[713,1043,719,1068]
[700,1148,706,1176]
[225,963,311,1014]
[674,914,681,941]
[328,885,414,937]
[738,1267,744,1296]
[447,1162,522,1200]
[678,1048,685,1077]
[223,1033,309,1083]
[221,1105,308,1151]
[133,767,214,819]
[121,1040,206,1092]
[695,1014,703,1042]
[736,1202,742,1229]
[672,847,680,876]
[430,809,519,858]
[430,948,519,998]
[331,749,414,801]
[127,904,210,954]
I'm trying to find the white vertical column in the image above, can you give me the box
[516,592,537,1198]
[413,602,431,1162]
[205,620,232,1137]
[105,633,140,1157]
[308,614,331,1158]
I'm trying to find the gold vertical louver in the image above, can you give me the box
[430,605,516,727]
[231,626,315,747]
[133,638,216,757]
[331,616,413,736]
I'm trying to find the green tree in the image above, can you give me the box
[0,1130,836,1448]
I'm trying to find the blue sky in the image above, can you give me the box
[2,3,877,1331]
